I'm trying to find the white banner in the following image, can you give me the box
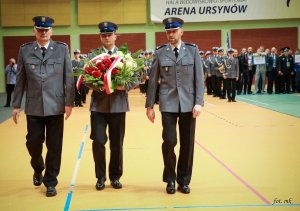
[151,0,300,23]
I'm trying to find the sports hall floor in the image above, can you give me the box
[0,90,299,211]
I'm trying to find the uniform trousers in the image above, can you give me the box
[26,114,64,187]
[206,76,212,94]
[211,75,217,96]
[5,84,15,106]
[161,111,196,186]
[226,78,237,100]
[90,111,126,181]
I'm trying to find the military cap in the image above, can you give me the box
[227,48,235,53]
[32,16,54,29]
[163,17,184,30]
[205,51,211,55]
[74,49,81,54]
[199,51,204,55]
[283,47,290,52]
[218,47,224,52]
[212,47,219,51]
[98,21,118,34]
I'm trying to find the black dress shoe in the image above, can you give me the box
[46,186,57,197]
[96,179,105,190]
[166,182,176,194]
[177,185,190,194]
[33,173,43,186]
[111,180,122,189]
[232,99,237,102]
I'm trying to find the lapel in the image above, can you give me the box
[165,44,176,62]
[43,41,55,61]
[33,42,43,60]
[176,43,187,63]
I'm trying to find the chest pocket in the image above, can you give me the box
[160,60,174,74]
[182,58,194,75]
[47,58,63,73]
[25,59,40,73]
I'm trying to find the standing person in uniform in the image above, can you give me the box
[209,47,218,96]
[72,49,85,107]
[88,21,139,191]
[224,48,239,102]
[204,51,212,94]
[279,47,294,93]
[12,16,74,197]
[4,58,17,107]
[146,17,204,194]
[215,48,226,99]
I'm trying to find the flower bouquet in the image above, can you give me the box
[74,44,144,94]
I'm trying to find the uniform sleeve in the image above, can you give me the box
[194,46,205,106]
[63,45,75,106]
[145,51,160,108]
[12,47,26,108]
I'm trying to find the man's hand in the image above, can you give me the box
[12,108,20,124]
[146,107,155,123]
[116,86,125,91]
[192,104,202,118]
[65,106,73,120]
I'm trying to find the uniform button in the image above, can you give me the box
[43,62,46,65]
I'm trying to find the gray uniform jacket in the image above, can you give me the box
[145,42,205,113]
[208,55,217,75]
[203,59,211,75]
[214,56,224,77]
[12,40,74,116]
[88,47,139,113]
[224,57,239,78]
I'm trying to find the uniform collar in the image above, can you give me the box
[37,41,50,49]
[103,46,116,54]
[170,41,182,52]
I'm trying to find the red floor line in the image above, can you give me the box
[195,140,271,205]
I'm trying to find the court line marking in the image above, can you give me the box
[72,203,300,211]
[173,204,300,209]
[64,124,89,211]
[195,141,271,205]
[72,207,168,211]
[237,96,269,106]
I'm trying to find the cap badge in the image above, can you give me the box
[104,22,108,27]
[41,17,46,22]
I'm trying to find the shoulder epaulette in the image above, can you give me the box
[55,41,67,46]
[21,42,33,47]
[185,43,196,47]
[156,44,166,50]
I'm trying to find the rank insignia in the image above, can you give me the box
[31,64,35,70]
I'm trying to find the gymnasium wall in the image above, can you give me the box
[0,0,299,92]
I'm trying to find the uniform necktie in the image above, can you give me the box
[174,47,179,58]
[108,50,112,55]
[41,47,47,58]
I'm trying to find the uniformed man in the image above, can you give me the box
[214,47,226,99]
[203,51,212,93]
[208,47,218,96]
[72,49,85,107]
[224,48,239,102]
[279,47,294,93]
[12,16,74,197]
[88,21,139,191]
[145,17,204,194]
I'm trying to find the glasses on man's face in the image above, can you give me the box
[36,28,50,33]
[100,33,113,38]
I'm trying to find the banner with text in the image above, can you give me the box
[151,0,300,23]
